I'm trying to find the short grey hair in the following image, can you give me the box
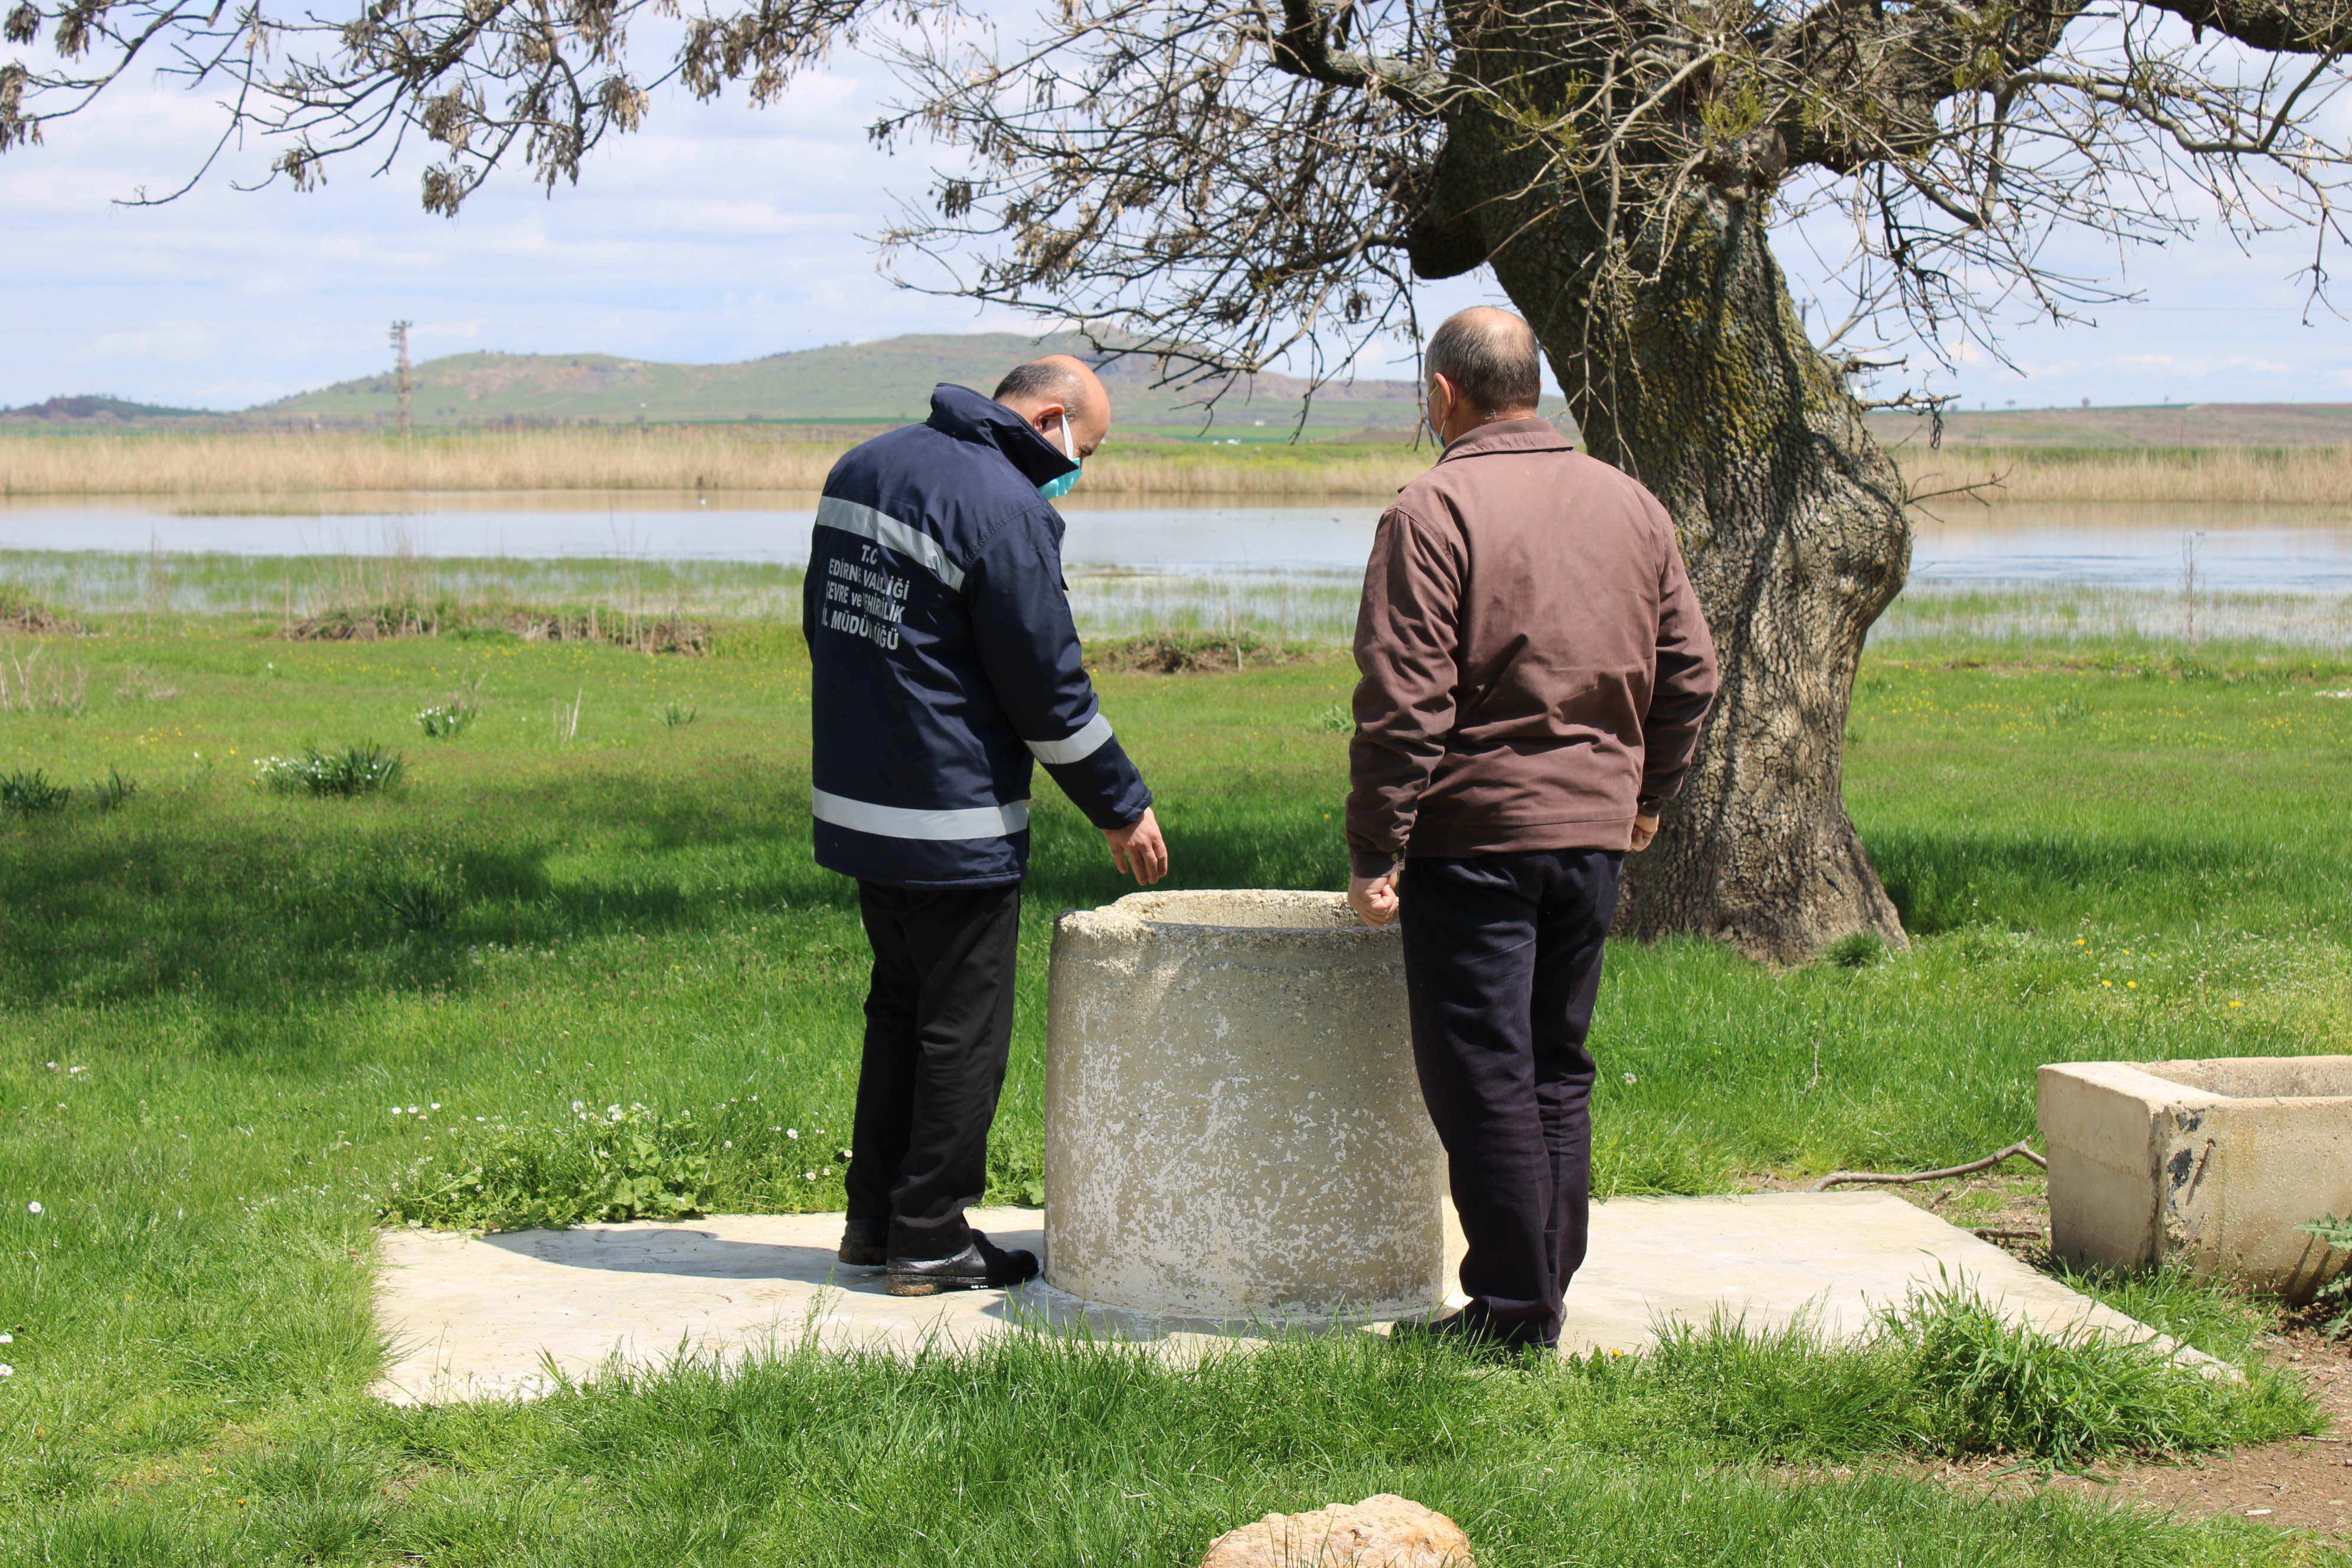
[1425,308,1541,417]
[994,359,1093,420]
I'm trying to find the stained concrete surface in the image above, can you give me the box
[373,1192,2193,1404]
[1047,890,1447,1322]
[2040,1055,2352,1299]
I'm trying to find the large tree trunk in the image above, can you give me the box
[1416,132,1913,963]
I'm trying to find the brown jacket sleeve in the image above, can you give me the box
[1345,503,1460,878]
[1639,514,1719,805]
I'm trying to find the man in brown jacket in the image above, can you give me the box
[1347,306,1719,1355]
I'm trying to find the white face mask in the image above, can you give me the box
[1037,412,1082,501]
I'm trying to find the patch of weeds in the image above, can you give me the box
[369,877,460,932]
[658,701,698,729]
[1885,1281,2314,1464]
[379,1103,715,1231]
[0,768,71,816]
[87,768,138,812]
[985,1138,1046,1208]
[2054,1259,2275,1363]
[252,743,404,798]
[416,672,486,737]
[1,645,86,715]
[1311,700,1354,734]
[1582,1281,2318,1466]
[2297,1214,2352,1338]
[2046,697,2093,725]
[1090,631,1311,674]
[1827,931,1888,969]
[0,585,79,635]
[415,698,476,739]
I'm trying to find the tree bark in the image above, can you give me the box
[1417,124,1913,963]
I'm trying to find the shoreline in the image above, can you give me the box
[5,429,2352,504]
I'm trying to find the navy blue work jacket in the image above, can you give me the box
[803,383,1151,887]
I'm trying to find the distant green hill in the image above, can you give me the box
[1,394,221,423]
[256,332,1438,437]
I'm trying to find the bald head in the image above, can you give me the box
[1425,307,1542,421]
[994,353,1112,458]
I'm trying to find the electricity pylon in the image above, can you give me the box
[389,320,414,437]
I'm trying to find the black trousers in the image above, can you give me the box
[1399,848,1622,1347]
[844,880,1023,1260]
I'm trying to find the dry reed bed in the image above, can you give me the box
[1899,445,2352,505]
[0,430,1425,498]
[5,430,2349,502]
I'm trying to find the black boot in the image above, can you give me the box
[838,1218,888,1268]
[884,1230,1040,1296]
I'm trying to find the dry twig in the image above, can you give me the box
[1809,1140,2049,1193]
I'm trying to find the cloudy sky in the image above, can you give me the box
[4,43,2346,413]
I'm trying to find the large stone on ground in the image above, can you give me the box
[1197,1495,1471,1568]
[2040,1055,2352,1300]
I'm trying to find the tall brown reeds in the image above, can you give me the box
[1895,445,2352,506]
[6,428,2348,503]
[0,429,1427,498]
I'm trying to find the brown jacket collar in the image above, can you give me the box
[1436,416,1573,462]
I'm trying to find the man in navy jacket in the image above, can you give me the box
[806,355,1167,1296]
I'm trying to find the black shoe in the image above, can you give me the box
[838,1219,887,1269]
[884,1231,1041,1296]
[1389,1308,1554,1363]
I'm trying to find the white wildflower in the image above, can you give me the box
[25,1203,41,1215]
[1622,1072,1638,1084]
[0,1364,12,1377]
[786,1129,799,1139]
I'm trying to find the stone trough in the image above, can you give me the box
[2040,1054,2352,1299]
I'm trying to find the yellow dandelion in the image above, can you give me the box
[2101,980,2113,988]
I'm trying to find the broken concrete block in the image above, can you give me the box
[2039,1056,2352,1300]
[1046,890,1446,1323]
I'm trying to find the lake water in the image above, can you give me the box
[5,493,2349,592]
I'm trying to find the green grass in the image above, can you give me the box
[0,612,2347,1562]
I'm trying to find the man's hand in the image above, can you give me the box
[1104,806,1168,885]
[1348,868,1400,926]
[1629,812,1661,852]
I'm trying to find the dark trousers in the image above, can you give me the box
[845,880,1023,1260]
[1400,848,1622,1347]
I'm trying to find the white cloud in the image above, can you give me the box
[4,34,2348,410]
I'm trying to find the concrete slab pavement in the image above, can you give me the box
[373,1191,2195,1404]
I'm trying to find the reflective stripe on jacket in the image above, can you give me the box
[804,383,1151,887]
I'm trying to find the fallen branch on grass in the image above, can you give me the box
[1809,1140,2049,1193]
